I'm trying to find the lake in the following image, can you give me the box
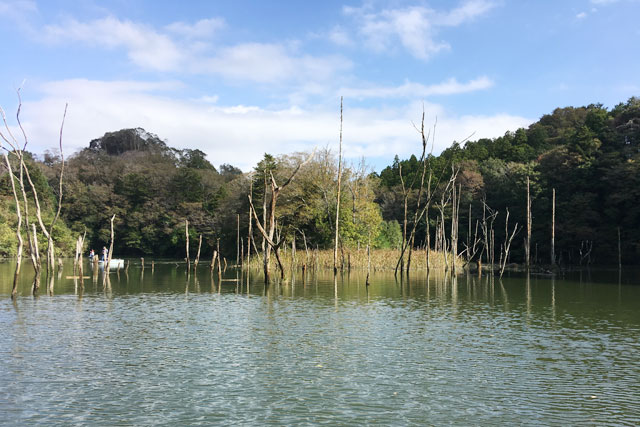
[1,260,639,425]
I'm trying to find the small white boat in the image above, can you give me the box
[98,259,125,269]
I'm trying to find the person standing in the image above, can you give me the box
[102,246,108,262]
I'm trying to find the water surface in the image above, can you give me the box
[1,261,639,425]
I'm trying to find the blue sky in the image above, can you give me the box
[0,0,638,171]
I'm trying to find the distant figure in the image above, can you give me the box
[89,249,95,261]
[102,246,108,261]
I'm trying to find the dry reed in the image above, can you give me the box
[246,248,462,272]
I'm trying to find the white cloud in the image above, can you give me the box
[0,0,37,30]
[0,0,37,16]
[198,43,351,84]
[576,11,588,18]
[165,17,225,39]
[198,95,219,104]
[341,76,494,99]
[44,16,185,72]
[13,79,530,172]
[41,16,352,85]
[441,0,496,26]
[328,25,353,46]
[344,0,495,60]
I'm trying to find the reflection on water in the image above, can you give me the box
[1,261,639,425]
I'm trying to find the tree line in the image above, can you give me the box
[1,96,639,277]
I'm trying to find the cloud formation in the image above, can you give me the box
[344,0,495,60]
[42,16,352,85]
[340,76,494,99]
[16,79,530,171]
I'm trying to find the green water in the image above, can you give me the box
[1,261,639,425]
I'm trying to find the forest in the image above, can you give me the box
[1,97,639,268]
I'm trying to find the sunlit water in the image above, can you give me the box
[1,261,639,425]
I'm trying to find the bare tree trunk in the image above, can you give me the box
[216,239,222,281]
[262,171,267,254]
[491,229,495,271]
[107,214,115,267]
[467,204,472,264]
[618,227,622,270]
[19,162,39,279]
[366,233,371,287]
[551,188,555,266]
[3,151,23,298]
[247,180,253,269]
[397,114,435,276]
[194,234,202,268]
[499,208,521,278]
[425,214,430,273]
[31,224,41,293]
[291,234,296,271]
[525,176,531,269]
[46,104,67,277]
[185,219,190,266]
[334,97,343,275]
[480,198,498,274]
[451,181,461,275]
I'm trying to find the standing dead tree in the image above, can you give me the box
[394,111,434,276]
[185,219,190,267]
[1,95,67,280]
[551,188,556,266]
[450,173,461,274]
[108,215,116,265]
[525,176,532,269]
[247,176,254,269]
[499,208,521,278]
[194,234,202,268]
[334,97,343,275]
[435,170,457,271]
[479,197,498,274]
[46,104,67,276]
[462,218,482,269]
[1,144,23,298]
[249,150,315,282]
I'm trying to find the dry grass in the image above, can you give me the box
[246,248,463,272]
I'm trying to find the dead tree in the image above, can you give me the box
[499,208,521,278]
[185,219,190,266]
[194,234,202,268]
[18,159,41,287]
[1,96,67,277]
[480,197,498,274]
[551,188,556,266]
[1,147,23,298]
[247,177,253,269]
[395,112,435,276]
[249,150,315,282]
[525,176,532,269]
[46,104,67,276]
[105,214,115,269]
[334,97,343,275]
[450,176,461,274]
[579,240,593,266]
[462,219,482,269]
[434,170,458,271]
[617,227,622,270]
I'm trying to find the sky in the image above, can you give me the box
[0,0,638,172]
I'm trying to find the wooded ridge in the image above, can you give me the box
[1,97,638,267]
